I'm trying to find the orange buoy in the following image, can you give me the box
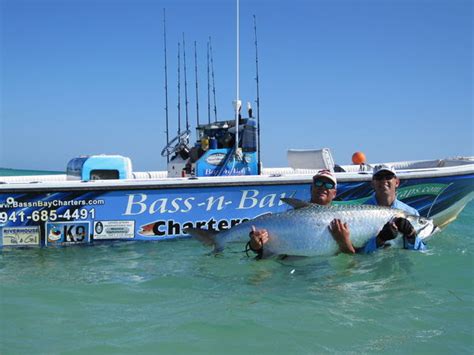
[352,151,366,165]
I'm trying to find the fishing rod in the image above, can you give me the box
[160,10,189,158]
[427,183,453,218]
[182,33,190,133]
[163,9,170,163]
[209,36,218,122]
[206,40,211,124]
[177,42,181,136]
[253,15,261,175]
[194,41,200,126]
[234,0,240,156]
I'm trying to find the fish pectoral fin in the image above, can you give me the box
[184,227,218,247]
[281,197,312,209]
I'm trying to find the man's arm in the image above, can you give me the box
[328,218,395,254]
[329,219,355,254]
[358,221,399,254]
[360,217,423,254]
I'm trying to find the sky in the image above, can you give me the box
[1,0,472,172]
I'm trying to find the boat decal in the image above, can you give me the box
[1,226,40,247]
[94,220,135,240]
[205,153,226,166]
[45,222,90,246]
[397,183,450,200]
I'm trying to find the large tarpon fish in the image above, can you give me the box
[185,199,436,257]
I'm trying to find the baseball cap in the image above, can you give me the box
[313,169,337,186]
[373,164,397,177]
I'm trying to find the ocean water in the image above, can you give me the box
[0,168,63,176]
[0,171,473,354]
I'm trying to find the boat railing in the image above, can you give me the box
[131,171,168,179]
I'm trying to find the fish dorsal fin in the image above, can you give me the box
[281,197,312,209]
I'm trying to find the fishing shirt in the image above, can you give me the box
[358,195,426,253]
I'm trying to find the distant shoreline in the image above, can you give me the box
[0,167,64,176]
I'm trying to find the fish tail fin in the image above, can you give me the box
[184,227,220,250]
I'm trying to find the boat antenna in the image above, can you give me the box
[209,36,218,122]
[234,0,240,154]
[206,40,211,124]
[182,33,190,132]
[194,41,200,126]
[177,42,181,135]
[163,8,170,163]
[253,14,261,175]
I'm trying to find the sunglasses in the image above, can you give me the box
[373,174,395,181]
[313,179,335,189]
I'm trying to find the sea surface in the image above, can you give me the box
[0,168,63,176]
[0,170,473,354]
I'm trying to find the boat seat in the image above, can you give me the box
[287,148,335,171]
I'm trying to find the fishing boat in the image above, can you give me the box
[1,11,473,248]
[1,139,473,247]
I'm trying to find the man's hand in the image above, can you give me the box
[379,221,398,241]
[329,219,355,254]
[393,217,416,238]
[376,217,416,247]
[376,221,398,246]
[249,225,269,252]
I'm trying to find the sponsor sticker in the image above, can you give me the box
[94,220,135,240]
[205,153,226,166]
[45,222,90,245]
[1,226,40,246]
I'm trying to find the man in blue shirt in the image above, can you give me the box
[332,164,426,254]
